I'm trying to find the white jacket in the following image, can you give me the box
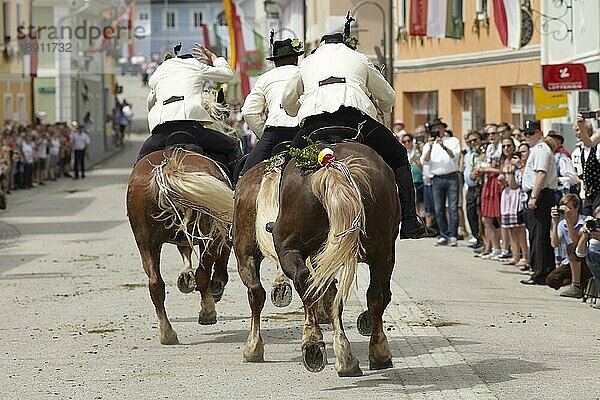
[241,65,299,137]
[147,55,233,132]
[282,43,395,122]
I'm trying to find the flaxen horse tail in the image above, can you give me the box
[148,148,234,251]
[306,157,372,312]
[255,169,282,265]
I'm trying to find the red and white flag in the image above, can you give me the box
[409,0,427,36]
[493,0,521,49]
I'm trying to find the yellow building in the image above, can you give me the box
[0,0,32,125]
[394,0,541,138]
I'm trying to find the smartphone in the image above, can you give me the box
[415,136,424,144]
[580,110,598,119]
[557,208,565,216]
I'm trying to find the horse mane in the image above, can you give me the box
[305,156,372,312]
[201,90,237,138]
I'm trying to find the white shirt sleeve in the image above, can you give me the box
[282,70,303,117]
[198,57,234,83]
[147,89,156,111]
[420,143,431,165]
[365,57,395,114]
[558,156,578,187]
[531,147,552,173]
[241,80,267,136]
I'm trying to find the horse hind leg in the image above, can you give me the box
[327,284,362,377]
[366,255,394,370]
[238,252,266,362]
[209,245,230,303]
[176,245,196,294]
[195,245,220,325]
[281,250,327,372]
[140,244,179,345]
[270,269,292,308]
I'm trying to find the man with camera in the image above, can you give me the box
[575,110,600,215]
[576,205,600,309]
[550,195,586,297]
[420,118,461,246]
[520,120,557,285]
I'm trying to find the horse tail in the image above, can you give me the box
[149,149,234,250]
[255,168,282,265]
[307,157,372,312]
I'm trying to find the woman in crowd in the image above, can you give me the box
[497,138,529,268]
[477,125,503,259]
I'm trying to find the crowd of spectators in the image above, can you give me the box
[396,112,600,307]
[0,120,90,210]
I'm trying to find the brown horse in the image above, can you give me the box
[127,148,234,344]
[271,142,400,377]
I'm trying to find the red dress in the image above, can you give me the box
[481,171,502,218]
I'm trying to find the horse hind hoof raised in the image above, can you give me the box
[302,341,327,373]
[356,310,373,337]
[198,310,217,325]
[271,282,293,307]
[209,280,226,303]
[177,271,196,294]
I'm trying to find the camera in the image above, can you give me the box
[579,110,598,119]
[430,130,439,139]
[557,208,565,216]
[585,218,599,232]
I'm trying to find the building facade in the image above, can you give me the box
[394,0,541,139]
[541,0,599,146]
[32,0,119,159]
[135,0,225,62]
[0,0,33,125]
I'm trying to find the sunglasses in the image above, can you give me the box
[502,144,513,148]
[523,131,536,136]
[402,140,412,143]
[486,131,498,135]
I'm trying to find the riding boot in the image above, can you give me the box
[227,146,244,187]
[394,166,438,239]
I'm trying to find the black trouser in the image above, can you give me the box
[526,188,555,283]
[23,162,34,187]
[466,185,481,241]
[290,106,408,169]
[241,126,299,175]
[74,150,86,177]
[137,120,242,167]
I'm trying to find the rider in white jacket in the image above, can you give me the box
[137,44,242,176]
[239,35,302,177]
[282,19,436,239]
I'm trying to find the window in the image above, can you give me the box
[2,1,10,41]
[139,13,149,21]
[461,89,486,132]
[17,95,25,124]
[397,0,407,28]
[193,12,203,28]
[412,91,438,128]
[511,86,535,128]
[165,11,176,30]
[16,2,23,26]
[4,94,13,121]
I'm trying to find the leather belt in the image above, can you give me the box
[433,171,458,178]
[319,76,346,86]
[163,95,184,106]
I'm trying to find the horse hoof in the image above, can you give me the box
[337,364,363,377]
[198,311,217,325]
[209,280,226,303]
[369,358,393,370]
[177,271,196,294]
[243,352,265,363]
[160,330,179,345]
[302,341,327,373]
[271,282,292,308]
[356,310,373,337]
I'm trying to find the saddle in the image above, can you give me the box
[165,131,233,182]
[306,125,364,144]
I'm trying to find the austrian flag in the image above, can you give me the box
[492,0,522,49]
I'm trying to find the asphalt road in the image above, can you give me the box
[1,135,599,399]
